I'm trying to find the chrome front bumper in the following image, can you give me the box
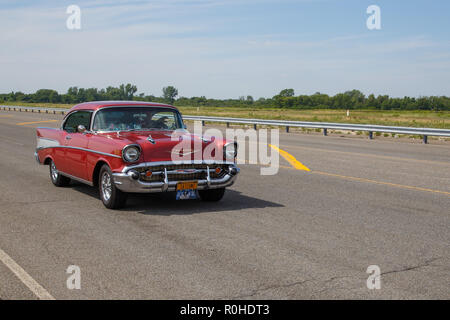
[112,163,240,193]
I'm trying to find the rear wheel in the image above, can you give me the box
[198,188,226,202]
[49,160,70,187]
[99,164,127,209]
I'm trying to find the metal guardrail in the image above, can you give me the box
[1,105,68,114]
[185,116,450,144]
[2,105,450,144]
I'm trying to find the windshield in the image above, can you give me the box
[92,107,184,132]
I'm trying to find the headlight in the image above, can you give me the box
[224,142,238,160]
[122,145,141,162]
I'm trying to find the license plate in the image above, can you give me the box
[176,181,198,200]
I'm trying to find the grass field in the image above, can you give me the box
[2,102,449,129]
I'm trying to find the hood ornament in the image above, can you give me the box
[170,150,199,156]
[201,136,214,143]
[147,135,156,144]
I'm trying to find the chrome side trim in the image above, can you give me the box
[59,171,94,186]
[35,146,122,159]
[37,127,59,130]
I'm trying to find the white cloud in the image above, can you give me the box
[0,0,449,98]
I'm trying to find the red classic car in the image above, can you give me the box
[35,101,239,209]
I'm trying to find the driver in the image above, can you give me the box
[139,111,155,129]
[154,116,169,129]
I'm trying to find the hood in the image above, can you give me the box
[100,130,226,162]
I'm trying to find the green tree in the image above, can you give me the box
[162,86,178,104]
[273,89,295,107]
[119,83,137,100]
[278,88,295,97]
[34,89,59,103]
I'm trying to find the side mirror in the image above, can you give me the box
[77,124,87,133]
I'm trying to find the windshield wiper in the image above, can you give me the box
[141,128,173,131]
[119,127,175,132]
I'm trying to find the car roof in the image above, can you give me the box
[70,101,177,112]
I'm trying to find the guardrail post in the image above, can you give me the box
[369,131,373,140]
[286,126,289,133]
[423,135,428,144]
[323,128,327,136]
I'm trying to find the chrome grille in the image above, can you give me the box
[136,164,229,182]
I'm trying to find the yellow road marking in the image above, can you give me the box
[0,115,13,118]
[278,143,450,167]
[16,120,59,126]
[313,170,450,196]
[245,145,449,196]
[269,144,311,171]
[245,160,450,196]
[244,139,450,168]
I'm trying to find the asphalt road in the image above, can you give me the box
[0,110,449,299]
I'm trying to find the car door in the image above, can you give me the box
[61,110,93,181]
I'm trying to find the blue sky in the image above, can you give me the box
[0,0,449,98]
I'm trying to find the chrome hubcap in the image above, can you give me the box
[50,162,58,181]
[101,172,112,202]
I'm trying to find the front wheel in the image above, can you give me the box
[99,164,128,209]
[198,188,226,202]
[49,160,71,187]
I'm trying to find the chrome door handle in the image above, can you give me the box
[65,136,72,140]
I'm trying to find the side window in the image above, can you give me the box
[63,111,92,133]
